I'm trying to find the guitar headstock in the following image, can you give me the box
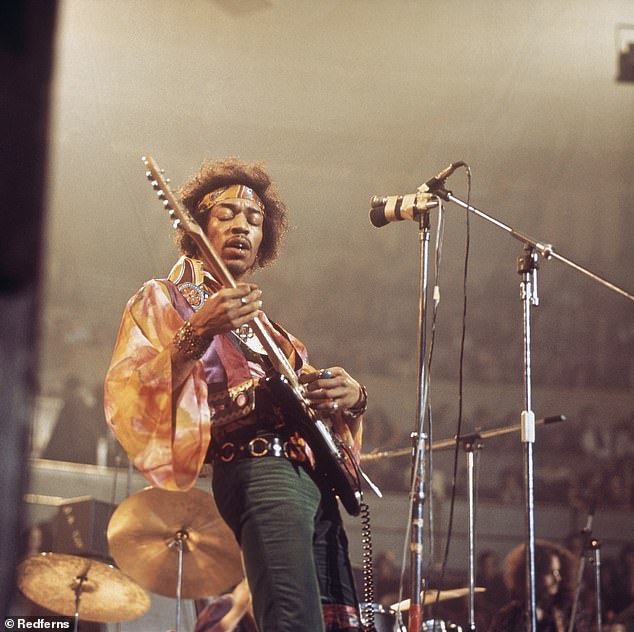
[142,155,203,237]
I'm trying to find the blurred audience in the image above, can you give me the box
[499,466,524,504]
[612,543,634,625]
[373,550,401,608]
[474,550,509,631]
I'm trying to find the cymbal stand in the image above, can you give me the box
[169,530,188,632]
[71,572,87,632]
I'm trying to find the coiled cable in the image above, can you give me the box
[360,501,377,632]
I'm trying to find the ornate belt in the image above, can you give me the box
[214,434,307,464]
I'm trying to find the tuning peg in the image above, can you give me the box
[168,210,176,218]
[145,171,152,180]
[157,191,166,200]
[172,219,181,229]
[151,181,159,190]
[162,200,170,209]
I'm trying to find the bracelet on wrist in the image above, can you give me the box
[173,320,212,360]
[343,383,368,419]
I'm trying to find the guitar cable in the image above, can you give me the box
[359,500,377,632]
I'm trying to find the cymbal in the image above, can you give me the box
[107,486,242,599]
[17,552,150,622]
[390,586,486,611]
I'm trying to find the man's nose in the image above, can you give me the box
[230,211,249,231]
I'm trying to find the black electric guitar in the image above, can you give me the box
[142,155,363,516]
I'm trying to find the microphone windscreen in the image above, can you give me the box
[369,205,389,228]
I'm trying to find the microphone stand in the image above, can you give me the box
[449,417,566,632]
[518,243,539,632]
[426,181,634,632]
[365,415,565,631]
[407,203,432,632]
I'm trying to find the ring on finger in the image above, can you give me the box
[319,369,335,380]
[240,297,249,306]
[331,399,339,410]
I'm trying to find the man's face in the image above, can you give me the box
[542,555,562,598]
[203,197,264,279]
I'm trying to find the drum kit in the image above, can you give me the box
[359,587,485,632]
[16,486,243,632]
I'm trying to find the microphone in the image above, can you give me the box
[369,161,465,228]
[369,192,438,228]
[419,161,466,193]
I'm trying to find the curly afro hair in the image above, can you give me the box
[176,157,289,269]
[503,540,578,607]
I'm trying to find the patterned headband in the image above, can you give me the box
[200,184,265,213]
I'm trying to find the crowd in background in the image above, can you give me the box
[306,268,634,393]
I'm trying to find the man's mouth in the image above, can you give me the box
[223,237,251,257]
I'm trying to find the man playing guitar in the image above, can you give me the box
[104,157,367,631]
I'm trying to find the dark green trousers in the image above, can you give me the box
[212,457,359,632]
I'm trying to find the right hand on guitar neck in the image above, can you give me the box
[189,283,262,339]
